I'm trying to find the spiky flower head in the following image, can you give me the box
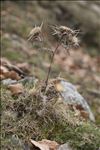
[28,22,43,42]
[51,25,79,54]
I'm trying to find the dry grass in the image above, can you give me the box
[1,82,100,150]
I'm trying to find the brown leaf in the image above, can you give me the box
[39,139,59,150]
[17,63,30,73]
[55,83,64,92]
[75,104,84,111]
[0,66,9,80]
[0,74,5,80]
[30,139,59,150]
[0,66,9,74]
[7,71,21,80]
[80,110,89,120]
[8,83,24,95]
[30,139,49,150]
[0,65,21,80]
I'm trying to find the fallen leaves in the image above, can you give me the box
[16,62,31,73]
[0,58,33,95]
[0,59,23,81]
[8,83,24,95]
[30,139,73,150]
[0,66,9,80]
[5,70,21,80]
[55,82,64,92]
[54,48,100,85]
[0,74,5,80]
[30,139,59,150]
[30,139,49,150]
[0,65,22,81]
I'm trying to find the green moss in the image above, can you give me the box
[1,36,26,61]
[1,37,11,50]
[2,50,25,61]
[39,119,100,150]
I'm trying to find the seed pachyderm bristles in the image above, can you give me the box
[28,22,43,42]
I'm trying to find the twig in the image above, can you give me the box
[44,38,62,92]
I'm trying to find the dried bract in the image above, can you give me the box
[52,25,75,36]
[51,25,79,53]
[28,22,43,42]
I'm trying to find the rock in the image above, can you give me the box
[2,79,17,85]
[11,135,22,147]
[54,78,95,122]
[57,143,72,150]
[1,76,36,85]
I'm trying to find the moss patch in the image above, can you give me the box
[1,84,100,150]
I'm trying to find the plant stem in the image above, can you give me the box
[44,41,61,91]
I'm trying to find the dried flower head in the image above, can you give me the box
[51,25,79,54]
[28,22,43,42]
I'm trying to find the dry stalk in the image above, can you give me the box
[44,36,64,92]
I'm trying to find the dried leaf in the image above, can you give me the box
[30,139,49,150]
[55,83,64,92]
[0,66,9,74]
[4,71,21,80]
[0,74,5,80]
[8,83,24,95]
[17,63,30,73]
[80,110,89,120]
[30,139,59,150]
[75,104,84,111]
[0,66,9,80]
[39,139,59,150]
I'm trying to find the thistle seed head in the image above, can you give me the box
[51,25,79,51]
[28,22,43,42]
[51,25,75,36]
[69,35,79,48]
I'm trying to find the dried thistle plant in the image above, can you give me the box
[51,25,79,54]
[27,23,79,92]
[27,22,43,42]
